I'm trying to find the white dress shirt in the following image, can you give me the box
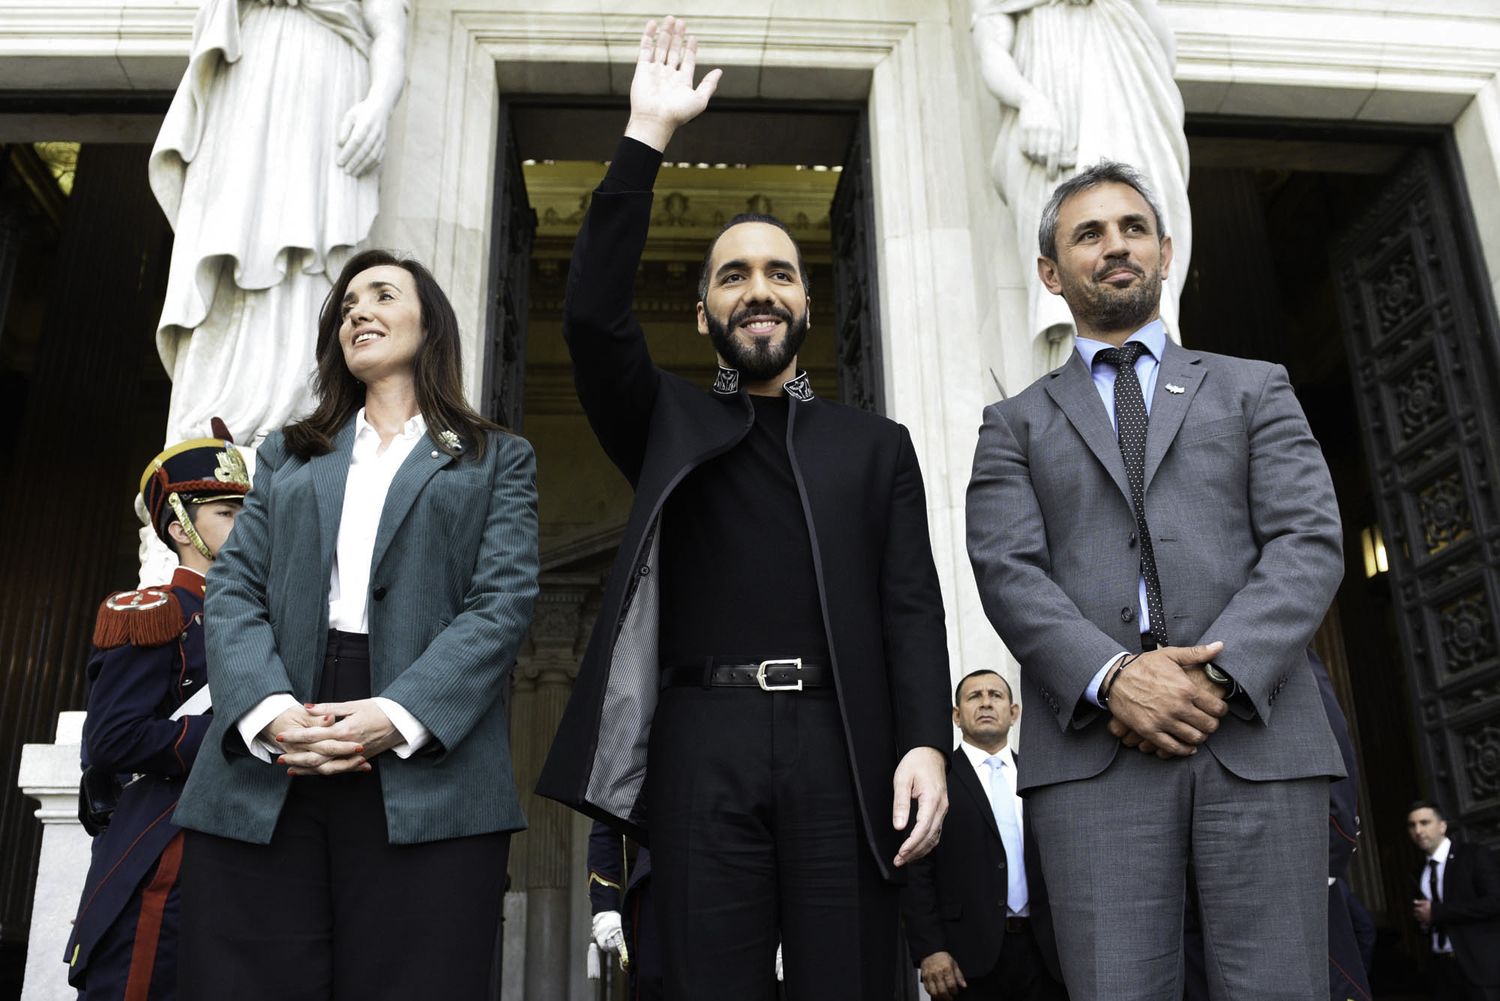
[958,739,1029,917]
[235,409,431,761]
[1422,836,1455,954]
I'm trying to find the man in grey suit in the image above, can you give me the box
[966,161,1346,1000]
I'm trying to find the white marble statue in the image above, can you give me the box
[972,0,1191,366]
[150,0,408,447]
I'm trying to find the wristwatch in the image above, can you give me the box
[1203,662,1234,694]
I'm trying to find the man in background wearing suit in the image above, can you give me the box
[966,160,1346,1000]
[903,669,1066,1001]
[1409,801,1500,999]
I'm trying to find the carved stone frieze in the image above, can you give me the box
[523,160,838,246]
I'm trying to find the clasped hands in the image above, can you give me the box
[1104,641,1228,759]
[261,700,401,776]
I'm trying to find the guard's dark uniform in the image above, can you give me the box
[65,433,248,1000]
[588,821,659,1000]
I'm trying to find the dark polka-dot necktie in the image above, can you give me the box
[1099,342,1169,647]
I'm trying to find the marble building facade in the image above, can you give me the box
[7,1,1500,998]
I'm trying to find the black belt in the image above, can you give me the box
[1140,632,1157,652]
[1005,916,1030,934]
[660,658,830,692]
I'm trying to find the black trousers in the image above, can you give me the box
[624,881,663,1001]
[645,684,898,1001]
[178,632,510,1001]
[953,927,1067,1001]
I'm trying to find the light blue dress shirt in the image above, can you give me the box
[1076,319,1167,706]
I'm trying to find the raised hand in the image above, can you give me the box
[624,16,723,152]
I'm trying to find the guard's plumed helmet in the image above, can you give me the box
[139,417,250,559]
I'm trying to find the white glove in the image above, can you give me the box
[592,910,625,953]
[775,943,784,982]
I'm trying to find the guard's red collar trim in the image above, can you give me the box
[171,567,206,599]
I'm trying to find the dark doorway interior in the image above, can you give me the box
[1179,123,1485,997]
[0,136,172,999]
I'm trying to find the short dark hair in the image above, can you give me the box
[697,213,810,301]
[1408,799,1446,822]
[954,669,1013,707]
[1038,160,1168,261]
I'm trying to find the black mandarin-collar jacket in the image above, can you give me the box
[535,138,951,880]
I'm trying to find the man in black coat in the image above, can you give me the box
[535,17,951,1001]
[1409,801,1500,1000]
[902,670,1066,1000]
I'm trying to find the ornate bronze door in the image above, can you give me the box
[484,108,537,431]
[830,114,885,414]
[1332,148,1500,842]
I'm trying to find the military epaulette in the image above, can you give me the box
[91,588,186,650]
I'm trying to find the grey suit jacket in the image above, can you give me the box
[966,341,1346,791]
[174,420,540,844]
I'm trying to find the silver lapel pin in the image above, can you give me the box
[1165,383,1185,395]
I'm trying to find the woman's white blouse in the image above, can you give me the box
[235,409,432,761]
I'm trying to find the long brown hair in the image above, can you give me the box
[284,249,501,461]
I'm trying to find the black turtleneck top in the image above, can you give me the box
[658,391,831,667]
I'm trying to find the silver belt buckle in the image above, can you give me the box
[756,657,803,692]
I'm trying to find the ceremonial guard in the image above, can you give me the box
[588,820,660,1000]
[65,424,249,1000]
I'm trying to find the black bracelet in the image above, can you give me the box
[1099,654,1136,707]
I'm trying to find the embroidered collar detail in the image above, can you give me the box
[783,372,815,402]
[712,368,816,401]
[712,366,740,395]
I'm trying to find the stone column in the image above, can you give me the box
[17,712,88,1001]
[506,577,595,1001]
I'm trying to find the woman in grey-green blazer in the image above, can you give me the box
[173,249,539,1000]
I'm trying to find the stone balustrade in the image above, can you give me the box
[17,711,87,1001]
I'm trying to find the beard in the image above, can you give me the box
[705,303,810,382]
[1059,257,1164,333]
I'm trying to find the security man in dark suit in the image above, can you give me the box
[903,669,1066,1001]
[536,17,951,1000]
[1409,801,1500,1000]
[589,820,659,1000]
[65,425,249,999]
